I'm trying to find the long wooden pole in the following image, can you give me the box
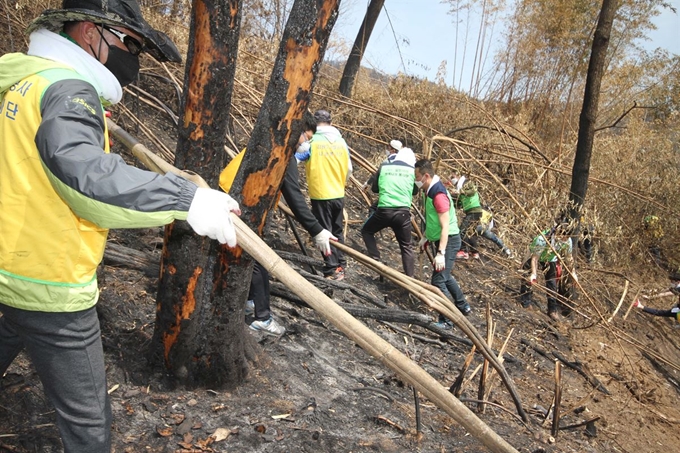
[108,119,520,453]
[233,215,519,453]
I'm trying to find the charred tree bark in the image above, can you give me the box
[338,0,384,97]
[150,0,244,388]
[151,0,341,388]
[222,0,341,366]
[567,0,617,222]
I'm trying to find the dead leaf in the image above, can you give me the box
[212,427,231,442]
[156,425,173,437]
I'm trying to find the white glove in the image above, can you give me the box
[418,237,429,251]
[187,188,241,246]
[434,253,446,271]
[313,229,337,256]
[634,298,644,309]
[529,273,537,285]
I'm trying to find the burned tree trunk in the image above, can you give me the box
[567,0,617,221]
[338,0,384,97]
[151,0,341,389]
[221,0,342,356]
[150,0,244,387]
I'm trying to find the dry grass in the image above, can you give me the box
[3,0,679,326]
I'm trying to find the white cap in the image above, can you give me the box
[389,139,403,151]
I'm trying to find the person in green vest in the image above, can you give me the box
[520,223,576,320]
[414,159,471,328]
[361,146,418,276]
[453,177,512,260]
[0,1,242,451]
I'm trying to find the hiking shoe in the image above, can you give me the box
[471,252,480,259]
[434,320,454,330]
[245,299,255,317]
[249,316,286,336]
[456,250,469,260]
[459,305,472,316]
[325,266,345,281]
[502,247,513,258]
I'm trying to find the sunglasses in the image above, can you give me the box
[101,25,144,56]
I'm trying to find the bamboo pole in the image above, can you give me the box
[108,120,521,452]
[234,216,519,452]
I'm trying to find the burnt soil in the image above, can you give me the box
[2,207,680,453]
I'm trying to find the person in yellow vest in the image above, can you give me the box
[0,1,241,451]
[295,110,352,280]
[219,120,337,335]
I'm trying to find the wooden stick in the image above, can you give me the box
[551,361,562,438]
[450,345,477,397]
[622,289,642,321]
[110,121,522,453]
[484,328,515,402]
[478,301,493,413]
[607,280,629,322]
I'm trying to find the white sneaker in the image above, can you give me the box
[249,317,286,336]
[245,299,255,316]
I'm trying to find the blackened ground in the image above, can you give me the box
[3,207,680,453]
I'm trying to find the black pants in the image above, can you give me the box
[249,262,271,321]
[361,207,414,277]
[519,260,571,315]
[311,198,347,276]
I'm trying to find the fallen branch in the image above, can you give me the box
[110,119,522,453]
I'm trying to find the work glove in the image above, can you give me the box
[418,237,429,251]
[529,273,537,285]
[187,188,241,247]
[434,253,446,271]
[634,298,644,309]
[313,229,337,256]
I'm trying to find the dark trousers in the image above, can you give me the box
[249,262,271,321]
[311,198,346,276]
[361,207,415,277]
[460,211,506,253]
[431,234,469,317]
[519,260,571,314]
[0,303,112,452]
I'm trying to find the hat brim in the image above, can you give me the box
[27,9,182,63]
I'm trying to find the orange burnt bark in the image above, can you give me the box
[152,0,341,390]
[162,267,202,363]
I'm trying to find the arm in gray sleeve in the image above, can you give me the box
[36,79,196,228]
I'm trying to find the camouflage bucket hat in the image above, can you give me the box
[27,0,181,63]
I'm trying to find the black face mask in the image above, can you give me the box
[104,45,139,87]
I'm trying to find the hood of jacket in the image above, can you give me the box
[0,53,69,98]
[315,125,344,144]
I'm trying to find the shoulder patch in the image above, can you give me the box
[67,96,97,116]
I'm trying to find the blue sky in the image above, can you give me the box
[331,0,679,93]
